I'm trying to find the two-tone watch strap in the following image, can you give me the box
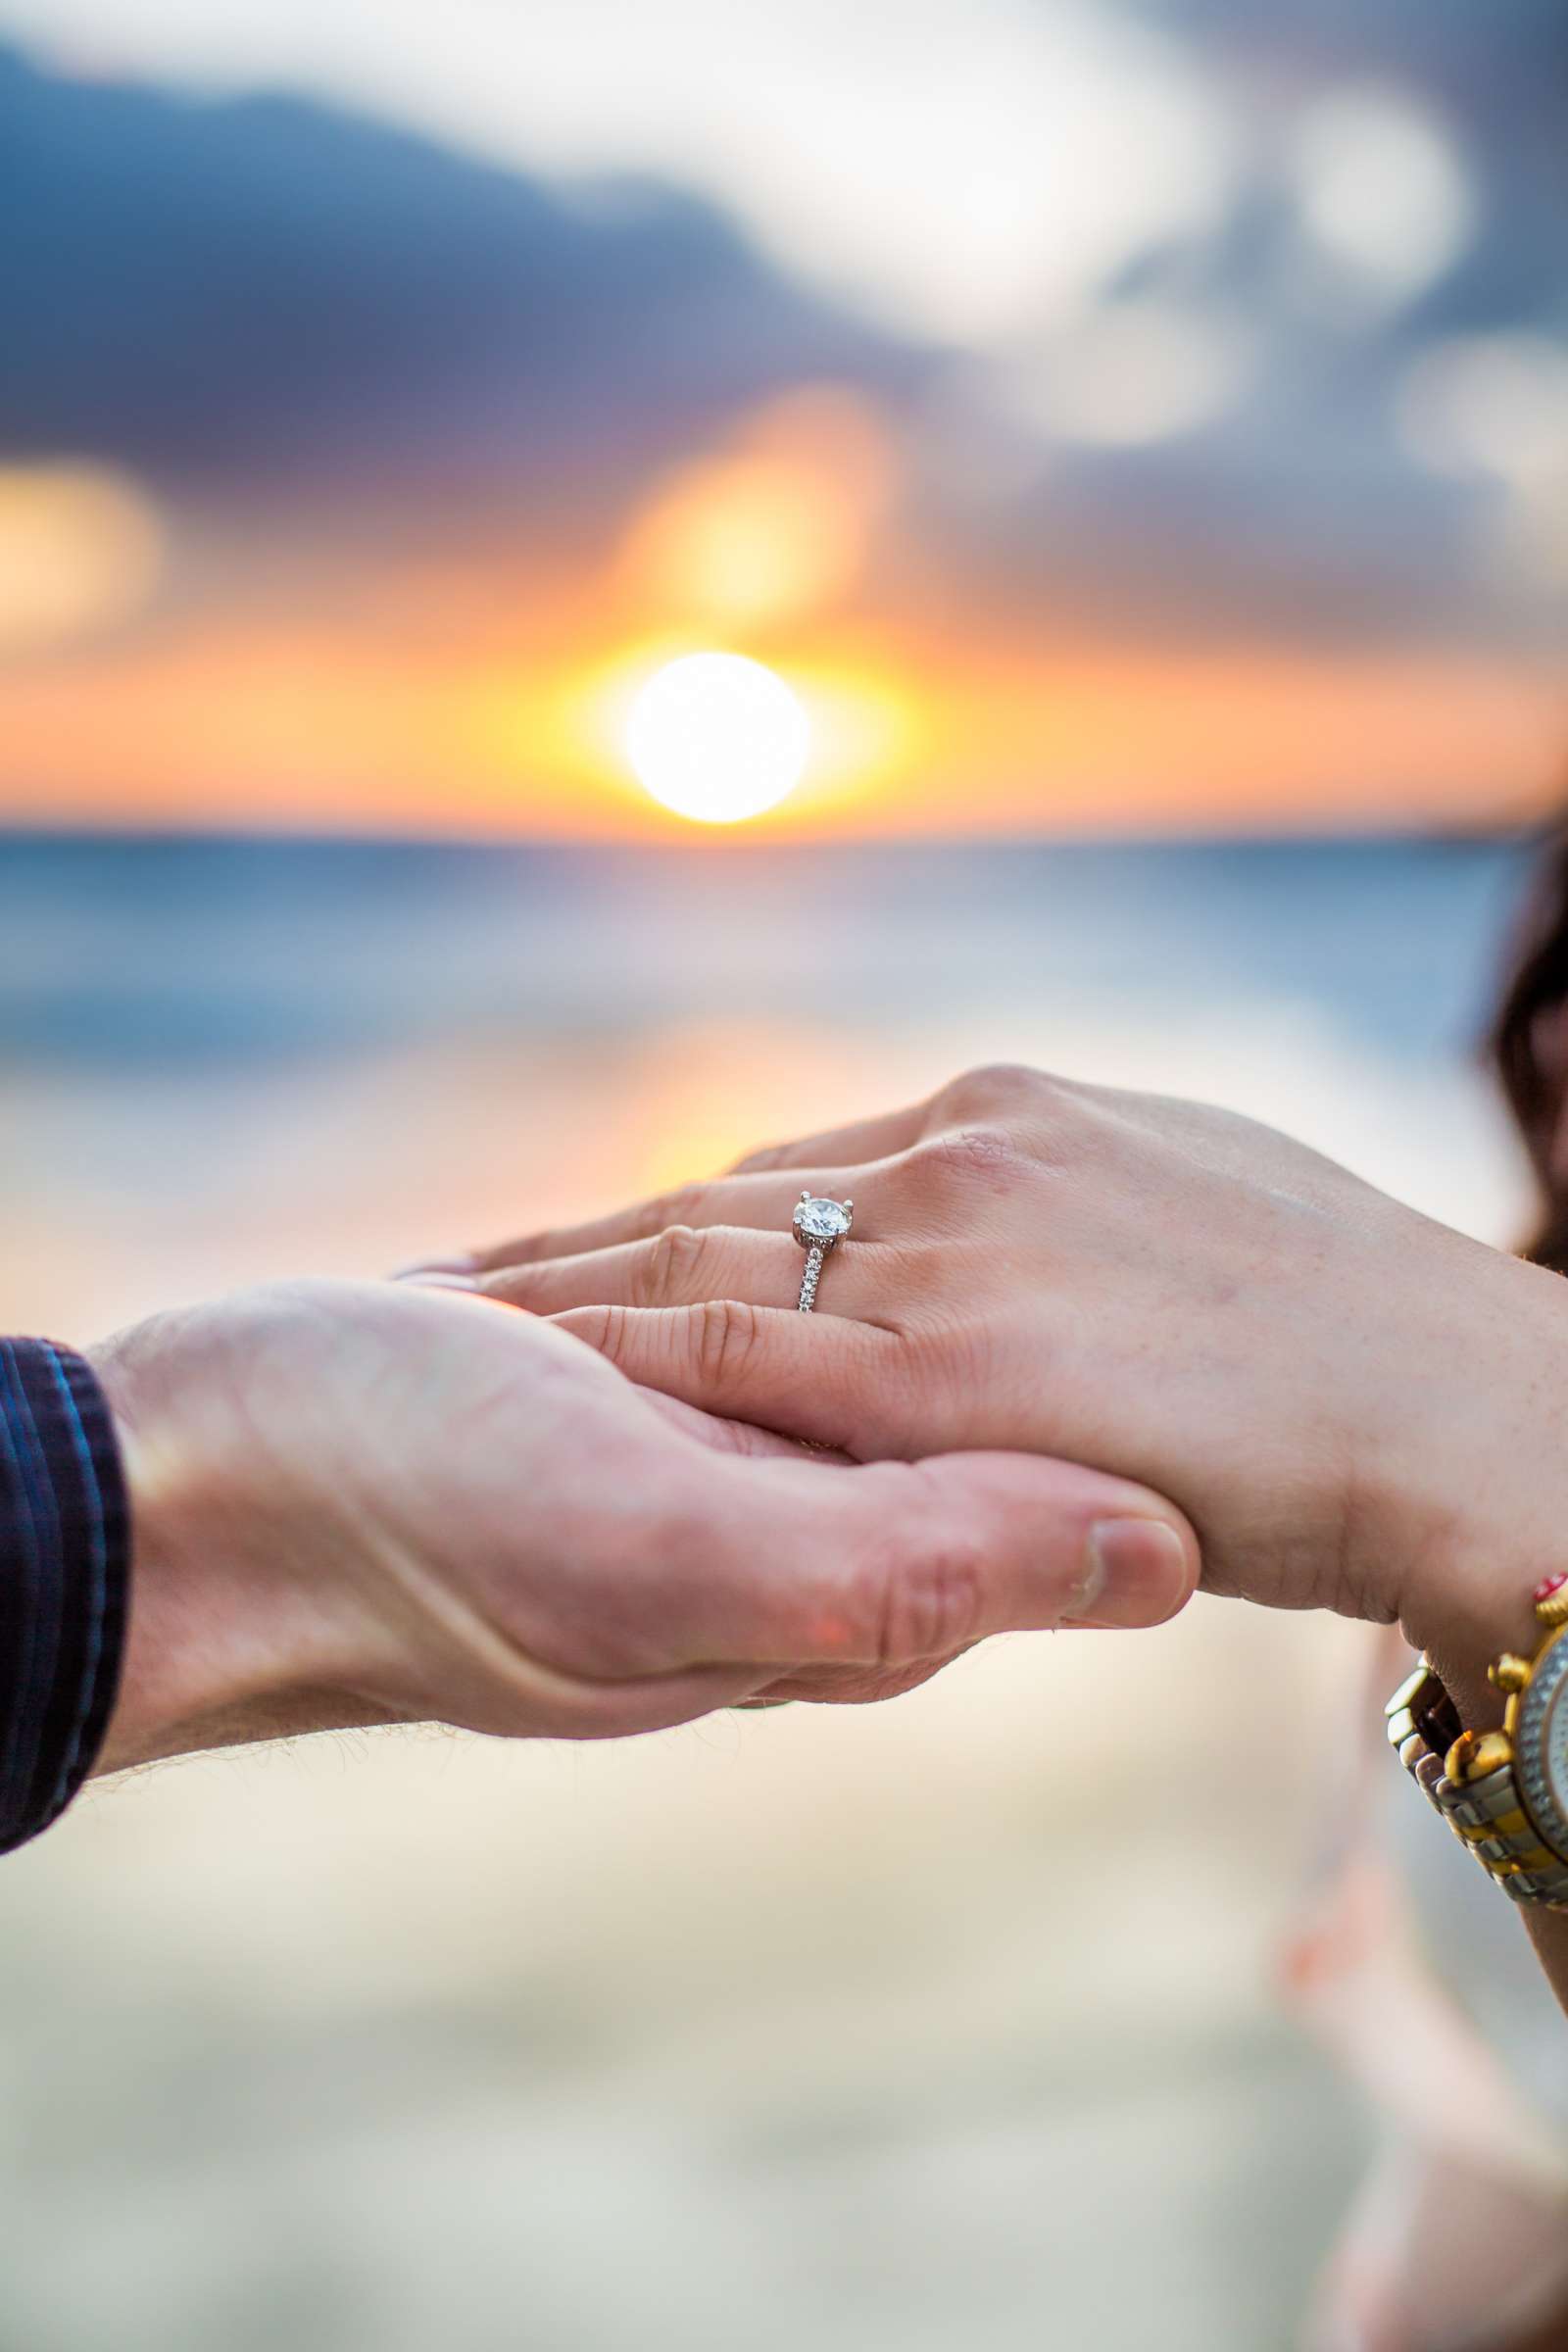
[1387,1662,1568,1910]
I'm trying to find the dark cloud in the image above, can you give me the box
[0,45,921,511]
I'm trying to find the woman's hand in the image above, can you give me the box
[89,1274,1197,1773]
[435,1065,1568,1694]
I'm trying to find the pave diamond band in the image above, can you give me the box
[792,1194,854,1313]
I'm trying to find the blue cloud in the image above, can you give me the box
[0,45,920,506]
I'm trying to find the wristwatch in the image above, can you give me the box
[1386,1574,1568,1911]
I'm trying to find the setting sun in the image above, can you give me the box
[623,652,811,825]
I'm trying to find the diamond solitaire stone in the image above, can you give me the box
[792,1194,854,1310]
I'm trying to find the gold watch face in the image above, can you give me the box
[1516,1628,1568,1860]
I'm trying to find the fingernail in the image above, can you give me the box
[1075,1519,1193,1628]
[400,1271,482,1294]
[391,1254,478,1282]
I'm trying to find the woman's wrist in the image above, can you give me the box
[1381,1246,1568,1722]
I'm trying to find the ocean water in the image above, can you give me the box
[0,828,1537,1067]
[0,827,1554,2352]
[1,828,1541,1326]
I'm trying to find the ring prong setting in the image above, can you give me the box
[792,1196,854,1249]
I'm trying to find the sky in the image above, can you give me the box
[0,0,1564,836]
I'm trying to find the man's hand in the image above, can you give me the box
[434,1063,1568,1700]
[89,1277,1197,1773]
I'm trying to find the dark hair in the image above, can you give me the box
[1494,813,1568,1273]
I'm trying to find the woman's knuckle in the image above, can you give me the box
[936,1062,1039,1119]
[637,1222,709,1308]
[910,1123,1026,1192]
[568,1301,621,1361]
[690,1296,762,1389]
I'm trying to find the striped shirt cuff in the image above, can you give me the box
[0,1342,131,1854]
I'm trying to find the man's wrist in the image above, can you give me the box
[88,1308,380,1774]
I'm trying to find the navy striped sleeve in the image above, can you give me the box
[0,1342,131,1853]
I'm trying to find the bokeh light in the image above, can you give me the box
[1288,83,1475,308]
[0,462,163,656]
[1398,333,1568,591]
[990,300,1253,449]
[1398,335,1568,486]
[615,387,897,630]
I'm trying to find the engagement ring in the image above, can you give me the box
[793,1194,854,1312]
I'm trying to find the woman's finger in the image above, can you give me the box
[553,1298,906,1456]
[727,1097,931,1176]
[444,1169,865,1275]
[470,1225,889,1324]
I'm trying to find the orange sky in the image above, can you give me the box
[1,420,1562,839]
[5,606,1562,840]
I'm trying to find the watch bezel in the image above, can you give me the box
[1510,1626,1568,1863]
